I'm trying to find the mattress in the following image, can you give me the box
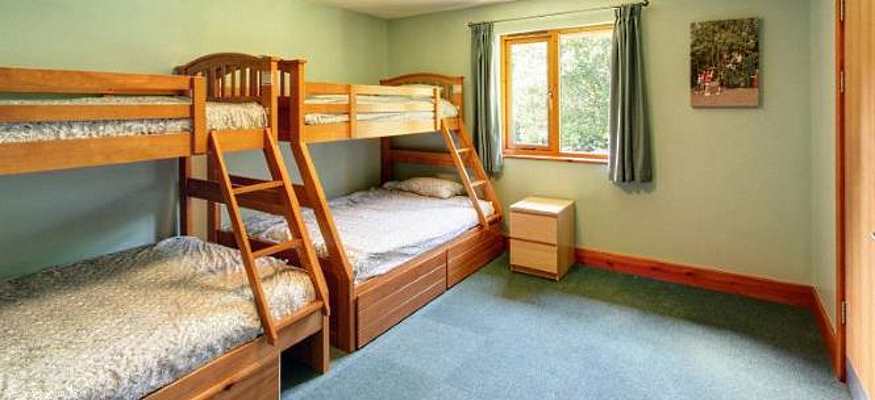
[0,236,315,400]
[0,96,267,144]
[304,94,459,125]
[242,188,495,283]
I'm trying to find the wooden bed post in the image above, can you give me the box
[285,59,358,352]
[380,138,393,184]
[178,157,192,236]
[262,57,280,139]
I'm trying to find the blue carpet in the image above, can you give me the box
[281,254,850,400]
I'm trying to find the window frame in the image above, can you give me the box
[501,24,614,164]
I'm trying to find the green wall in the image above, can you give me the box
[0,0,838,295]
[0,0,388,279]
[388,0,820,284]
[809,0,837,326]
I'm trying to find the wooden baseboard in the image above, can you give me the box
[574,247,845,378]
[575,248,814,308]
[501,238,841,377]
[812,287,839,377]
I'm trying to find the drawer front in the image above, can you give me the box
[510,212,558,244]
[510,239,558,273]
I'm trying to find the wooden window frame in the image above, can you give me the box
[501,24,614,164]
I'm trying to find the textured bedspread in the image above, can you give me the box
[304,94,458,125]
[0,237,314,400]
[243,188,494,283]
[0,96,267,144]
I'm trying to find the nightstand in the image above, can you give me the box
[509,196,575,281]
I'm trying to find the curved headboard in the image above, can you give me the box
[174,53,278,101]
[380,73,464,120]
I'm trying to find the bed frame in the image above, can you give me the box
[0,55,331,399]
[210,58,505,352]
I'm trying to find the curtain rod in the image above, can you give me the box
[467,0,649,27]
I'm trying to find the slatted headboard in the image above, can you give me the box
[174,53,278,102]
[380,73,465,121]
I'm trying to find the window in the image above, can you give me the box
[502,24,613,163]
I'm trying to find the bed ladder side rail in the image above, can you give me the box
[439,120,502,228]
[289,139,359,353]
[209,128,329,345]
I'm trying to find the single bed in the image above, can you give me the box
[240,188,495,284]
[0,236,314,400]
[0,96,267,144]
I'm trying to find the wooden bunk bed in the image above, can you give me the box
[0,54,330,399]
[206,58,505,352]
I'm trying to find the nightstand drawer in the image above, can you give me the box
[510,212,557,244]
[510,239,558,273]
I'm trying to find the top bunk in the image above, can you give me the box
[0,53,281,176]
[275,60,465,144]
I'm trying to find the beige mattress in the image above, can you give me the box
[0,236,314,400]
[304,94,459,125]
[243,188,494,283]
[0,96,267,144]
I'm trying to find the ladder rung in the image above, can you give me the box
[233,180,284,195]
[251,239,303,259]
[457,147,473,154]
[470,180,487,188]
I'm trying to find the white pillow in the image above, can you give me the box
[383,177,464,199]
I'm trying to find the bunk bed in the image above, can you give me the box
[0,54,330,399]
[203,58,505,352]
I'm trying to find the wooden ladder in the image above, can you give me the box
[439,120,502,228]
[208,129,329,345]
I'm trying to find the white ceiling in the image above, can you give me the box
[319,0,516,19]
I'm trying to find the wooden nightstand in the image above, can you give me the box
[509,196,575,281]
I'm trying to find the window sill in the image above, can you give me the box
[503,153,608,165]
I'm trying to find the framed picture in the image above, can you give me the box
[691,18,760,108]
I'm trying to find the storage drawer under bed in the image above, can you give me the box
[355,250,447,347]
[447,225,504,287]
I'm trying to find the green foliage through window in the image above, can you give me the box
[560,31,611,154]
[504,25,613,158]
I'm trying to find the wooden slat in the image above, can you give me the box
[305,82,433,97]
[229,175,312,208]
[302,102,434,114]
[302,123,352,142]
[0,67,191,94]
[185,178,288,216]
[354,120,435,140]
[354,84,433,97]
[0,104,190,123]
[390,149,455,167]
[306,82,349,94]
[232,180,283,195]
[0,133,191,175]
[304,103,350,113]
[298,119,462,143]
[212,129,268,152]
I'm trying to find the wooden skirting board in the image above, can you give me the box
[813,287,839,375]
[572,247,839,377]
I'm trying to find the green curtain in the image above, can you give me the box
[609,5,652,183]
[470,22,502,176]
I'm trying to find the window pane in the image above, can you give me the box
[509,41,549,147]
[559,30,612,154]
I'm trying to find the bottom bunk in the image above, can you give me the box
[0,236,327,400]
[217,185,504,349]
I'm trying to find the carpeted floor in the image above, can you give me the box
[281,254,850,400]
